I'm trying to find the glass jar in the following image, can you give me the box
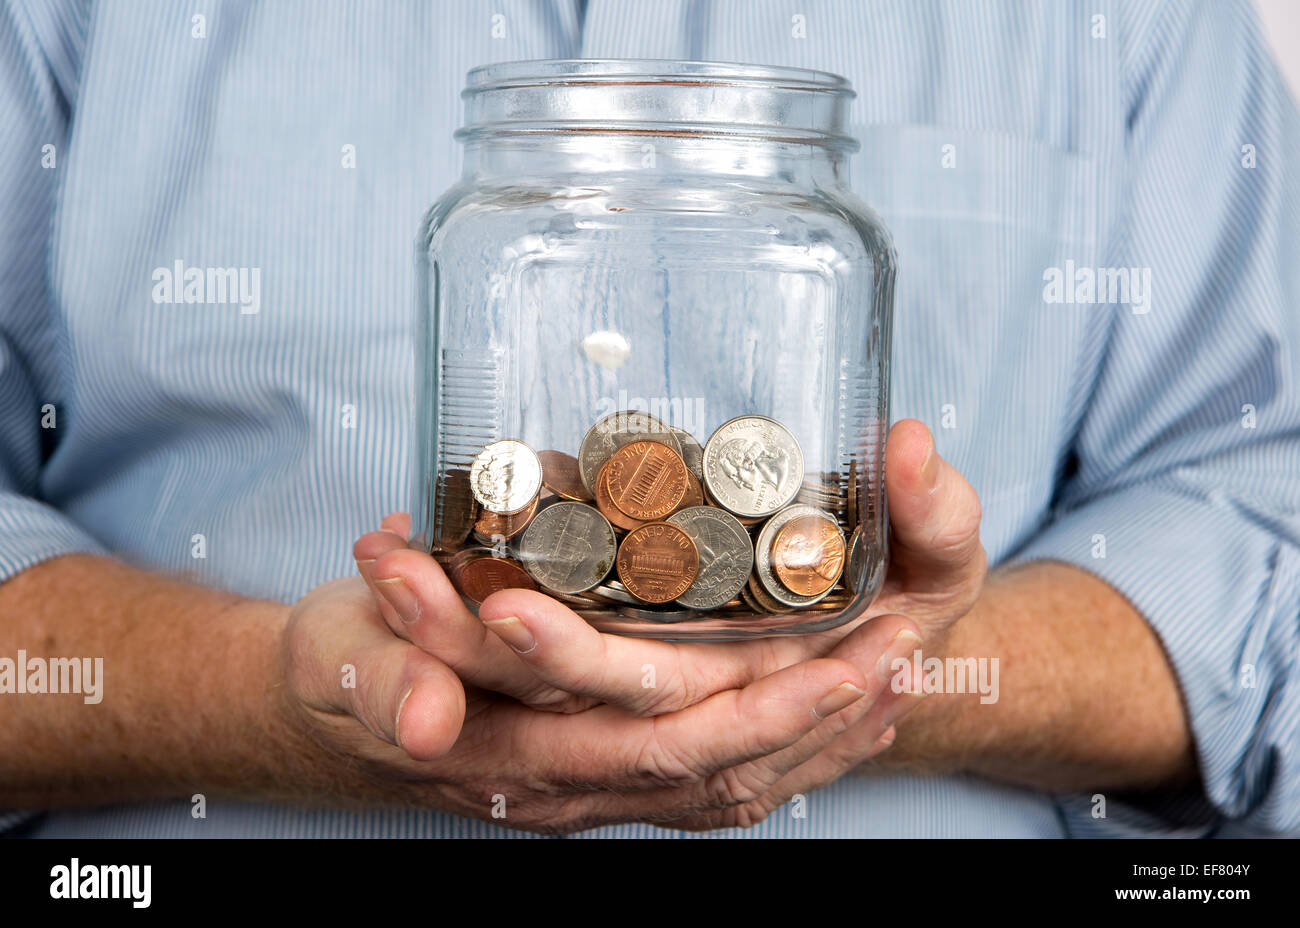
[411,60,895,640]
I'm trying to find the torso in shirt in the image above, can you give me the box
[35,0,1131,837]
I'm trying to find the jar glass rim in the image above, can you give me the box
[463,58,854,96]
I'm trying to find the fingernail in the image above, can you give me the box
[484,616,537,655]
[355,558,376,583]
[375,576,421,625]
[812,682,866,721]
[882,689,928,728]
[394,687,413,749]
[874,725,897,751]
[876,629,923,684]
[920,439,940,489]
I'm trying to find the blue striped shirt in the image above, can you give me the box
[2,0,1297,838]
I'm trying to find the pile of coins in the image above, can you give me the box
[433,411,868,623]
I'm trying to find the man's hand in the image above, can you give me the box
[275,574,924,831]
[344,418,983,828]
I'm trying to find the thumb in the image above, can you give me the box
[883,419,986,594]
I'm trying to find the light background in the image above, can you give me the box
[1254,0,1300,101]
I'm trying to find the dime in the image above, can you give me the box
[702,415,804,518]
[453,555,538,605]
[470,439,543,514]
[578,410,680,495]
[754,504,839,607]
[603,440,690,521]
[472,493,539,544]
[595,460,645,532]
[665,506,753,610]
[616,522,699,604]
[538,450,593,502]
[518,501,617,594]
[671,428,705,480]
[772,513,846,597]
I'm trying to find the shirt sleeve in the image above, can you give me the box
[1004,0,1300,836]
[0,0,106,584]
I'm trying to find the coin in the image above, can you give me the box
[538,450,593,502]
[518,501,617,594]
[665,506,753,610]
[671,427,705,480]
[702,415,804,518]
[616,521,699,604]
[747,572,797,614]
[845,525,864,593]
[432,466,477,549]
[472,493,539,544]
[674,470,704,512]
[578,410,680,495]
[590,580,643,605]
[617,606,695,624]
[603,440,690,521]
[772,513,846,597]
[470,439,543,514]
[753,504,839,607]
[594,460,645,532]
[452,555,538,605]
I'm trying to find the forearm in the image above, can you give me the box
[0,554,297,807]
[876,561,1197,792]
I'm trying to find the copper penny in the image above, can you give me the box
[472,493,539,544]
[538,450,594,502]
[603,440,689,521]
[595,460,645,532]
[616,522,699,604]
[453,556,538,605]
[772,514,846,596]
[672,470,704,513]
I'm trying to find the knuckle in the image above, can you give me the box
[631,717,707,786]
[704,765,767,808]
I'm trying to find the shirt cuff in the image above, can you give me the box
[0,492,107,584]
[1001,479,1300,836]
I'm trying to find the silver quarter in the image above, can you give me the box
[518,502,616,594]
[578,410,680,496]
[702,415,804,518]
[754,504,838,607]
[470,439,542,514]
[665,506,753,609]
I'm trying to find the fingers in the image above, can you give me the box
[380,512,411,538]
[477,588,790,715]
[884,419,987,595]
[288,580,466,761]
[354,528,413,629]
[520,657,869,795]
[367,546,594,712]
[592,614,923,824]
